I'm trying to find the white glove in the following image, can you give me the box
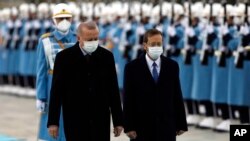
[166,44,172,50]
[237,47,245,53]
[221,25,229,35]
[167,26,176,37]
[156,25,163,32]
[113,37,119,44]
[137,26,145,35]
[186,27,195,37]
[44,21,51,28]
[124,23,131,31]
[36,99,47,113]
[240,25,249,35]
[207,25,214,34]
[219,46,227,52]
[13,35,19,41]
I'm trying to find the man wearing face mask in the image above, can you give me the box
[47,21,123,141]
[123,29,187,141]
[36,3,77,141]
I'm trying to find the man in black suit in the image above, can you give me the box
[123,29,188,141]
[47,21,123,141]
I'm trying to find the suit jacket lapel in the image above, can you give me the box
[139,54,156,85]
[73,42,90,63]
[158,55,169,85]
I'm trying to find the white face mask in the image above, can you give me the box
[55,19,71,33]
[234,17,241,25]
[120,18,127,24]
[83,40,99,54]
[215,17,223,25]
[180,17,188,27]
[147,46,163,60]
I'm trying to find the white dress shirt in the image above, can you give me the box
[145,54,161,76]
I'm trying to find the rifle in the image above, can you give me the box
[182,0,193,65]
[166,0,182,58]
[171,0,175,25]
[234,0,248,68]
[200,0,215,65]
[216,0,228,67]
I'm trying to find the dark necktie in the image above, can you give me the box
[85,54,91,63]
[152,62,158,83]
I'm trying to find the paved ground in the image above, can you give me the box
[0,94,229,141]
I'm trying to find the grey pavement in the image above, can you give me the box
[0,94,229,141]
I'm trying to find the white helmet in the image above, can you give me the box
[19,3,29,13]
[52,3,72,18]
[226,4,236,17]
[248,6,250,16]
[161,2,171,17]
[29,3,37,14]
[202,4,211,18]
[142,3,153,17]
[131,1,141,16]
[81,2,93,18]
[38,3,49,19]
[236,3,245,17]
[38,3,49,13]
[2,8,11,20]
[11,7,18,16]
[174,4,184,17]
[94,2,106,17]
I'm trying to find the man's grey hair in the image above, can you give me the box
[77,21,98,35]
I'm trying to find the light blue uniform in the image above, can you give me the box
[125,20,139,61]
[178,24,195,100]
[4,20,15,76]
[9,19,23,77]
[19,19,33,76]
[98,22,112,46]
[36,29,76,141]
[228,24,249,106]
[168,23,185,61]
[161,17,170,49]
[210,24,230,104]
[0,21,8,76]
[168,23,190,99]
[241,25,250,106]
[31,19,44,76]
[110,21,126,89]
[191,24,213,101]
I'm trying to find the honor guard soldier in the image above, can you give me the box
[214,5,240,132]
[0,8,11,93]
[226,3,250,131]
[36,3,77,141]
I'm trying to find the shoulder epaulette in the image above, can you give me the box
[41,32,52,39]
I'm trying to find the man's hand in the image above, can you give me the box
[176,130,186,136]
[48,125,59,139]
[126,131,137,139]
[113,126,123,137]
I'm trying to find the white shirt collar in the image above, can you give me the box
[145,53,161,68]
